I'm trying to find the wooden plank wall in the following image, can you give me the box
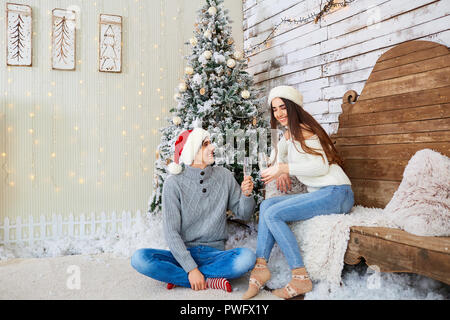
[242,0,450,135]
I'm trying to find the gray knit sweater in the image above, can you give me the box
[162,164,255,273]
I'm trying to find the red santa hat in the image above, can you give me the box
[167,128,210,175]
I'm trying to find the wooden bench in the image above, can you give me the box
[330,40,450,285]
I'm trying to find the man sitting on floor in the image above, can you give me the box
[131,128,256,292]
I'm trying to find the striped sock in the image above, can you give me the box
[167,283,176,290]
[206,278,232,293]
[166,278,232,292]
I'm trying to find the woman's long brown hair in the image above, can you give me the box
[270,98,344,168]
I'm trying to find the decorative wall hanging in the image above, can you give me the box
[99,14,122,73]
[6,3,32,66]
[51,8,76,70]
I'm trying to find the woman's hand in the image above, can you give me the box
[188,268,206,291]
[241,176,254,196]
[261,163,289,184]
[276,173,292,193]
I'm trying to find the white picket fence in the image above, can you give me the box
[0,210,143,245]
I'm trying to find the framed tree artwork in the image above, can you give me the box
[6,3,32,67]
[99,14,122,73]
[51,8,76,70]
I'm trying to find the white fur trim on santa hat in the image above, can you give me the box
[267,85,303,107]
[167,161,182,175]
[179,128,210,166]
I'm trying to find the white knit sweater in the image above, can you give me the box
[276,134,352,193]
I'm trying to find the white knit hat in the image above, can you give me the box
[167,128,210,175]
[267,85,303,107]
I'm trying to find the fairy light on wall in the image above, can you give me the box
[97,1,105,188]
[121,0,130,185]
[49,102,60,193]
[29,105,37,187]
[137,1,147,175]
[1,98,11,188]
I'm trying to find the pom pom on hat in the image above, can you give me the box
[168,128,210,175]
[267,85,303,107]
[167,161,183,175]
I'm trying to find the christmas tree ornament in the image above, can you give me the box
[233,50,243,60]
[199,87,206,95]
[227,38,234,45]
[252,117,257,126]
[185,66,194,75]
[189,37,198,46]
[241,90,250,99]
[204,30,212,39]
[203,50,212,59]
[227,58,236,68]
[172,116,182,125]
[208,6,217,16]
[178,82,187,92]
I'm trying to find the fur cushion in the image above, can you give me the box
[384,149,450,236]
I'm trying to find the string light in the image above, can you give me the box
[0,0,204,202]
[244,0,355,56]
[30,103,37,188]
[49,102,59,192]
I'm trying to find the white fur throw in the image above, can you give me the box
[264,148,449,287]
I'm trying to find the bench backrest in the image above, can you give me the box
[330,40,450,208]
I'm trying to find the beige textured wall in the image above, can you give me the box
[0,0,243,228]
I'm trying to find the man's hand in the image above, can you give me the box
[241,176,254,196]
[188,268,206,291]
[276,173,292,193]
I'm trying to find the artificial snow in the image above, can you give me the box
[0,211,448,300]
[192,73,203,86]
[213,52,226,64]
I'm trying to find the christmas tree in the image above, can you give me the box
[148,0,269,216]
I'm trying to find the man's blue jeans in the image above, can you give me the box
[131,246,256,288]
[256,184,354,269]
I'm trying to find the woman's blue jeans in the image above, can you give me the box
[256,184,354,269]
[130,246,256,288]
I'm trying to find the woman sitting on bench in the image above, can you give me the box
[243,86,355,300]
